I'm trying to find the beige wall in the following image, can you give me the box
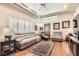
[42,13,74,40]
[73,15,79,33]
[73,5,79,33]
[58,13,74,40]
[73,5,79,18]
[33,6,79,40]
[0,4,36,40]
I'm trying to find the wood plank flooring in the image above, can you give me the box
[51,41,73,56]
[10,40,73,56]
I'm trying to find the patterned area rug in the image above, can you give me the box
[27,42,54,56]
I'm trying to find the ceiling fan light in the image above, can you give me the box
[41,3,46,6]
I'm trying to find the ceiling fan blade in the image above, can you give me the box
[38,6,42,11]
[38,3,49,11]
[43,6,49,11]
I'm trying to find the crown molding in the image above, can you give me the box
[10,3,40,18]
[10,3,78,18]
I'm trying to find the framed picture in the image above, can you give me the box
[62,21,70,28]
[53,23,60,30]
[35,25,37,30]
[40,27,43,30]
[73,19,78,28]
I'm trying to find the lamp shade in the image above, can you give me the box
[3,27,13,36]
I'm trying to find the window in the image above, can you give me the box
[9,18,18,32]
[14,18,18,32]
[18,20,25,33]
[9,17,33,33]
[9,18,14,29]
[25,21,29,33]
[29,22,33,32]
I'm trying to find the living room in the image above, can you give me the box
[0,3,79,56]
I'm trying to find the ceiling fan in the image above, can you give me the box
[38,3,48,11]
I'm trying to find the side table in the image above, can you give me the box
[0,40,16,56]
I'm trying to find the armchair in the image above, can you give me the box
[40,32,49,40]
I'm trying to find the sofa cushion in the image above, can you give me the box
[16,37,26,41]
[14,35,24,39]
[19,38,35,44]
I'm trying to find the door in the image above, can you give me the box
[44,23,50,38]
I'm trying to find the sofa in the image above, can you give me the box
[15,33,41,50]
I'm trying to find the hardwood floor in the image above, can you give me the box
[51,41,73,56]
[10,40,73,56]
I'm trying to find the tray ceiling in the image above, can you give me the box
[14,3,78,18]
[23,3,68,16]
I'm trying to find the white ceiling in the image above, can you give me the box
[23,3,68,16]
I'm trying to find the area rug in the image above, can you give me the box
[27,42,54,56]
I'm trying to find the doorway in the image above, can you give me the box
[44,23,50,39]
